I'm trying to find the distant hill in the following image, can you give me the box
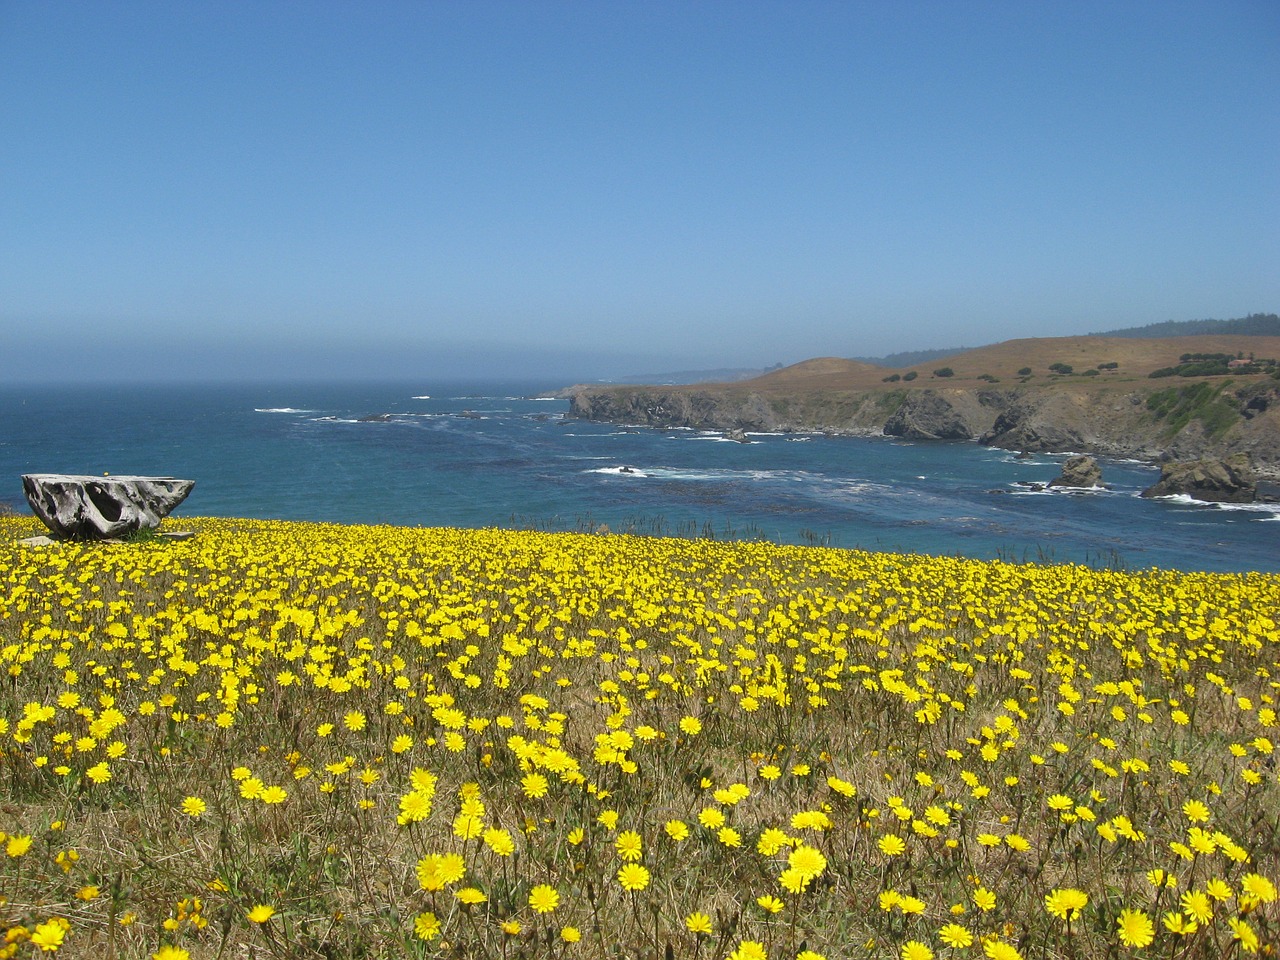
[733,334,1280,391]
[853,347,972,368]
[613,365,782,385]
[852,314,1279,367]
[1090,313,1280,338]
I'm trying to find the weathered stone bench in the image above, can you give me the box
[21,474,194,541]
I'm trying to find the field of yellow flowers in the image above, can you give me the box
[0,515,1276,959]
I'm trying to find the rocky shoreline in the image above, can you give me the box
[565,381,1280,498]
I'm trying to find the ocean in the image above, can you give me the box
[2,380,1277,573]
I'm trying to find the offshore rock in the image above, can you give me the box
[22,474,195,540]
[1049,455,1103,488]
[1139,454,1257,504]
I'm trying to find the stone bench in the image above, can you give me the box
[21,474,194,541]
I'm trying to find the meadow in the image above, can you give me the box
[0,516,1275,959]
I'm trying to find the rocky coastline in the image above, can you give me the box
[566,381,1280,496]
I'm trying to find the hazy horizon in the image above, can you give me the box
[3,2,1277,384]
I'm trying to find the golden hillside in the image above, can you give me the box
[739,335,1280,392]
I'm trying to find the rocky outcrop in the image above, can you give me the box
[22,474,194,540]
[981,397,1087,453]
[1139,454,1257,503]
[1049,455,1103,488]
[882,392,976,440]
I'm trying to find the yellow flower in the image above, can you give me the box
[180,796,206,817]
[615,830,643,861]
[788,844,827,879]
[982,941,1023,960]
[757,827,792,856]
[416,853,466,891]
[779,867,810,894]
[483,827,515,856]
[902,942,934,960]
[453,814,483,840]
[1240,873,1277,903]
[679,716,701,735]
[521,772,549,798]
[938,923,973,948]
[1229,917,1259,953]
[6,835,33,858]
[878,832,907,856]
[685,912,713,935]
[726,941,767,960]
[1162,911,1198,936]
[399,790,433,824]
[1116,908,1154,948]
[1205,877,1234,901]
[413,911,441,941]
[617,863,650,891]
[698,808,726,829]
[898,895,926,915]
[1181,799,1211,823]
[1180,889,1212,923]
[973,887,997,911]
[528,884,559,914]
[30,918,69,952]
[664,820,690,842]
[560,926,581,943]
[756,894,784,914]
[1044,888,1088,921]
[152,947,191,960]
[246,905,275,924]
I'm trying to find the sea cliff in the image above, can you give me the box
[566,335,1280,479]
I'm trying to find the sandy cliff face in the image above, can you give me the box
[568,382,1280,477]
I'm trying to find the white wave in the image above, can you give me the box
[1212,501,1280,516]
[311,417,359,424]
[996,454,1052,466]
[588,466,650,477]
[1147,493,1280,515]
[255,407,313,414]
[1008,485,1053,496]
[411,395,431,400]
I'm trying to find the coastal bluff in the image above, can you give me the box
[566,335,1280,479]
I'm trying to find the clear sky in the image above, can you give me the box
[3,1,1277,383]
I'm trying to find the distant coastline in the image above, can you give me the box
[565,332,1280,480]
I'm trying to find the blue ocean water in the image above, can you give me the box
[1,381,1277,573]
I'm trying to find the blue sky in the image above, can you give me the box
[3,1,1277,382]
